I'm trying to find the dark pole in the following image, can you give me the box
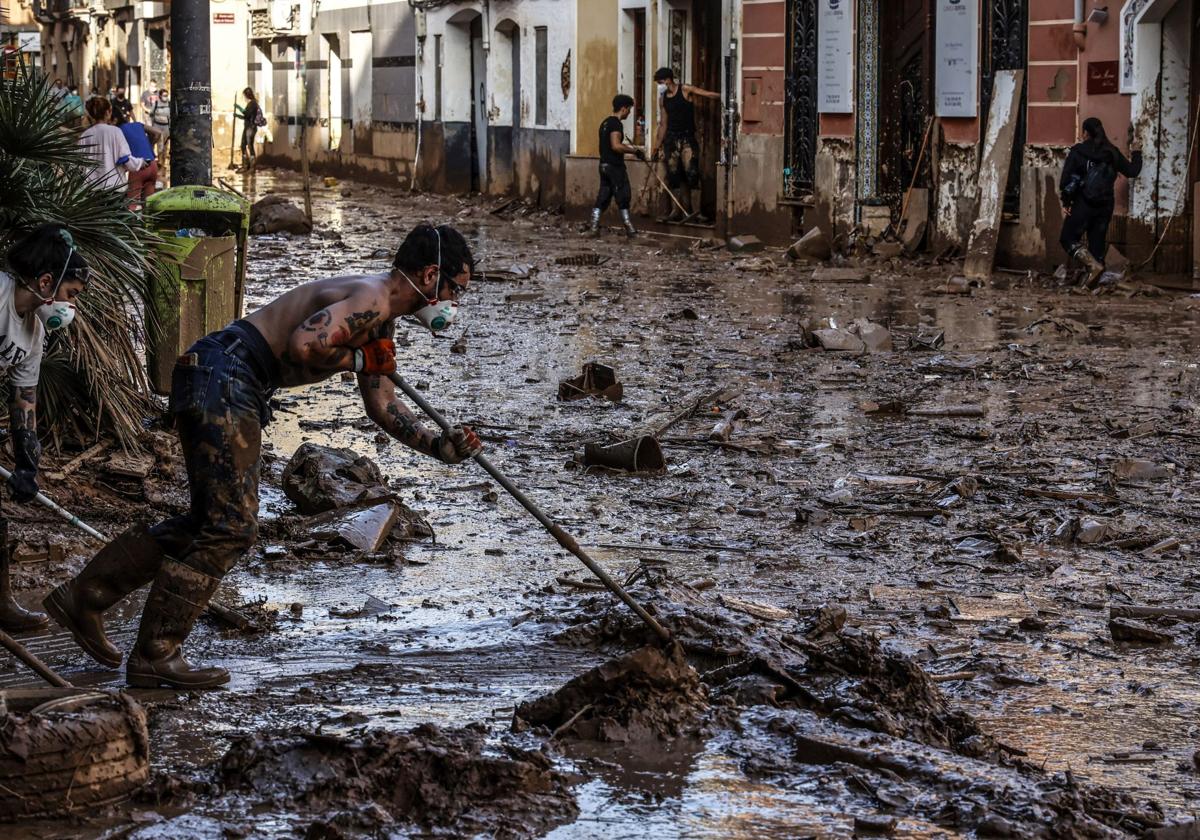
[170,0,212,185]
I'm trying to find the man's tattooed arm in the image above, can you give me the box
[357,374,438,456]
[9,386,37,431]
[285,303,385,378]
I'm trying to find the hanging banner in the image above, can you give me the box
[935,0,978,118]
[817,0,853,113]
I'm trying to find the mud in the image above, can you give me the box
[2,166,1197,837]
[213,723,578,838]
[515,644,708,742]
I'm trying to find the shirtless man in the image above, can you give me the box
[46,224,482,688]
[650,67,720,224]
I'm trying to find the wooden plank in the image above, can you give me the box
[964,70,1024,280]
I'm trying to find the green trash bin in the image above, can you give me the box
[144,186,250,394]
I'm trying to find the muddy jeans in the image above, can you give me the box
[1059,199,1113,263]
[663,132,700,190]
[594,163,631,211]
[148,320,278,579]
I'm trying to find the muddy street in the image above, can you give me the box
[4,170,1199,838]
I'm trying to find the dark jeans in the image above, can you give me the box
[663,132,700,190]
[1060,200,1113,262]
[148,321,278,579]
[594,163,631,211]
[241,126,257,159]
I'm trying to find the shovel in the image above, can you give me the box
[387,372,671,643]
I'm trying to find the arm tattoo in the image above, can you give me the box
[381,401,436,455]
[300,309,333,332]
[345,309,381,335]
[9,386,37,431]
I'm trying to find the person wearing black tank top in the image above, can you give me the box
[589,94,645,237]
[651,67,721,223]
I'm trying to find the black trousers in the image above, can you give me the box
[594,163,631,211]
[1060,200,1113,263]
[241,126,257,158]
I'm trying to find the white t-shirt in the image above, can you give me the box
[79,123,143,190]
[0,272,46,388]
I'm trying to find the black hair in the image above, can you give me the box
[653,67,674,83]
[1081,117,1118,164]
[6,224,89,286]
[612,94,635,112]
[392,224,474,289]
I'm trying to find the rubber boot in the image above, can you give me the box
[620,209,637,238]
[126,559,229,689]
[44,524,164,668]
[588,207,601,235]
[1072,244,1105,288]
[679,187,699,223]
[0,523,48,633]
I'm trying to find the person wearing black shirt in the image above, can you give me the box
[651,67,720,223]
[1058,117,1142,287]
[589,94,645,237]
[235,87,264,171]
[110,86,135,125]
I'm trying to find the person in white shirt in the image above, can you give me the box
[79,97,144,190]
[0,225,90,632]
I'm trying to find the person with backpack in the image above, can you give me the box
[234,87,265,171]
[1059,117,1142,287]
[148,88,171,159]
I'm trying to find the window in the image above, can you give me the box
[535,26,547,126]
[434,34,443,121]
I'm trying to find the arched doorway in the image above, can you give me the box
[447,9,488,193]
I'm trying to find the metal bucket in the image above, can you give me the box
[582,436,666,473]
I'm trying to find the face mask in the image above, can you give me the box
[24,234,83,332]
[35,301,76,331]
[401,268,457,331]
[657,83,667,96]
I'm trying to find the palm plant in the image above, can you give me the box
[0,62,163,451]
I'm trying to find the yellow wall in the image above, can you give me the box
[574,0,619,156]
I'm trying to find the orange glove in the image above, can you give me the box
[352,339,396,374]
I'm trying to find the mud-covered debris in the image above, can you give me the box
[812,267,870,283]
[249,194,312,235]
[1109,618,1172,645]
[307,501,401,552]
[851,318,892,352]
[282,443,390,515]
[1111,458,1171,483]
[813,328,866,353]
[557,361,623,402]
[787,227,831,262]
[581,435,665,473]
[726,234,764,253]
[908,326,946,350]
[218,723,578,838]
[514,644,708,742]
[937,275,981,294]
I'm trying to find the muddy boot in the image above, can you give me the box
[0,526,47,633]
[588,207,601,236]
[679,188,698,223]
[126,559,229,689]
[658,190,686,224]
[620,209,637,238]
[44,524,164,668]
[1072,244,1105,288]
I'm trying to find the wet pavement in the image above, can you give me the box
[5,169,1200,837]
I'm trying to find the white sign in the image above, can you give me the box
[935,0,977,117]
[817,0,853,113]
[18,32,41,53]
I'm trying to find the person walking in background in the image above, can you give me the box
[140,83,158,120]
[116,110,158,206]
[49,79,66,100]
[79,97,145,191]
[61,85,85,126]
[110,85,135,125]
[1059,117,1142,288]
[589,94,644,237]
[234,87,264,171]
[148,88,171,159]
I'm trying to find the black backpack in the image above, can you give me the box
[1081,158,1115,204]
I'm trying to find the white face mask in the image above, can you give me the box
[35,300,76,331]
[657,83,668,96]
[400,269,458,333]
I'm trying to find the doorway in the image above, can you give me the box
[325,34,343,151]
[690,0,723,222]
[877,0,933,213]
[982,1,1028,217]
[469,16,487,193]
[349,30,372,155]
[783,0,818,197]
